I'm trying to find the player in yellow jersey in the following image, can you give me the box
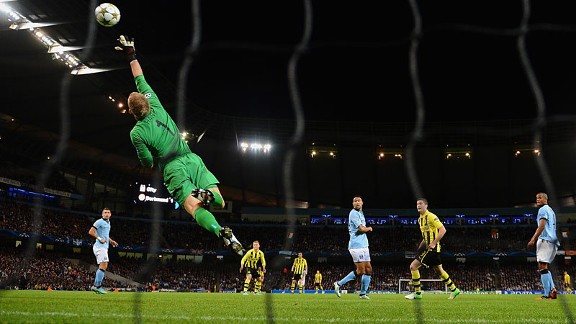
[239,241,266,295]
[314,270,325,294]
[291,252,308,294]
[564,271,573,293]
[405,198,460,300]
[254,266,265,295]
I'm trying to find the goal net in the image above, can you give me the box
[398,279,448,294]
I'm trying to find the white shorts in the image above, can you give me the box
[349,247,371,263]
[93,245,110,264]
[536,239,557,264]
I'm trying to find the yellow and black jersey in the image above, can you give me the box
[292,257,307,275]
[241,248,266,269]
[418,210,443,253]
[314,272,322,284]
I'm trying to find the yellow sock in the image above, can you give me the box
[411,270,421,293]
[440,271,457,291]
[243,278,251,292]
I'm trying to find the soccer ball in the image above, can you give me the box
[95,3,121,27]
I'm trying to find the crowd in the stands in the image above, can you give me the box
[1,198,575,293]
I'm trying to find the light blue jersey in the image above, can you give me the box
[537,204,559,247]
[348,208,369,249]
[92,218,111,249]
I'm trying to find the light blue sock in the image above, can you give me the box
[94,268,106,287]
[338,271,357,286]
[541,271,550,296]
[361,274,371,294]
[547,271,555,290]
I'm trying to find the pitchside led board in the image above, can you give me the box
[133,182,179,210]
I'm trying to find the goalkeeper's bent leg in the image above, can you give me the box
[209,189,224,208]
[193,207,221,237]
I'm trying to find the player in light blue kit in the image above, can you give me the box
[89,208,118,294]
[528,192,560,300]
[334,195,373,299]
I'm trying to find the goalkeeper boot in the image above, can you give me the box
[448,288,460,300]
[192,189,215,206]
[90,285,99,293]
[197,189,214,206]
[191,189,204,201]
[201,190,215,206]
[220,226,245,256]
[359,294,370,300]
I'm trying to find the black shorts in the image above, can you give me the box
[418,250,442,267]
[246,267,261,279]
[314,282,322,288]
[292,273,303,281]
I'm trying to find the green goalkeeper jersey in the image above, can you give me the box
[129,75,191,171]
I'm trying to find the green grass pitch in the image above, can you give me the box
[0,291,574,323]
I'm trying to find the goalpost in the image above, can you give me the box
[398,279,448,294]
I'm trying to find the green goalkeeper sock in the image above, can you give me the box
[193,207,221,237]
[209,189,224,208]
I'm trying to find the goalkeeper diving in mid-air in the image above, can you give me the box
[115,35,245,256]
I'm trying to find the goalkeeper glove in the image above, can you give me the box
[114,35,136,62]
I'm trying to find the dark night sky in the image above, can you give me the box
[1,0,576,154]
[122,0,576,123]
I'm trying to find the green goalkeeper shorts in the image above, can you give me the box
[163,152,219,206]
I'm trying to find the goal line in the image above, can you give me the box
[398,278,448,294]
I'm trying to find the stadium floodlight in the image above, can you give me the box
[71,66,115,75]
[239,141,272,154]
[0,2,22,21]
[48,45,84,54]
[307,144,337,158]
[9,21,61,30]
[2,2,108,75]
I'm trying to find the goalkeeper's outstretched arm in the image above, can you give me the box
[115,35,141,77]
[130,60,143,78]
